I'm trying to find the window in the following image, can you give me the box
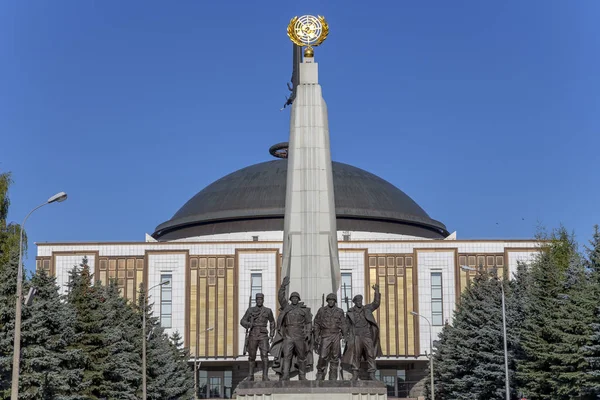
[160,274,172,328]
[209,376,222,398]
[197,370,208,399]
[197,370,232,399]
[431,272,443,326]
[250,273,262,306]
[224,371,232,399]
[340,273,352,312]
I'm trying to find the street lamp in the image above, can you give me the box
[460,265,510,400]
[410,311,434,400]
[11,191,67,400]
[142,279,170,400]
[194,326,214,399]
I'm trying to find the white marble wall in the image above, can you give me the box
[507,250,539,278]
[416,250,456,355]
[54,253,96,295]
[237,251,278,357]
[337,250,366,307]
[146,252,186,338]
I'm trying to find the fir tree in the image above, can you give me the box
[517,227,588,399]
[95,281,142,400]
[547,252,596,399]
[68,259,142,399]
[138,289,193,400]
[583,225,600,397]
[18,270,83,399]
[66,258,106,398]
[168,331,194,399]
[428,267,515,399]
[0,250,19,398]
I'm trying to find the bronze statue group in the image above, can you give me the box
[240,276,381,382]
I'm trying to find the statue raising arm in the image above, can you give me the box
[279,276,290,308]
[365,284,381,312]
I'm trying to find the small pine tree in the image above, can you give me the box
[0,250,19,398]
[517,227,585,399]
[94,281,141,400]
[168,331,194,398]
[67,258,108,398]
[18,270,83,399]
[583,225,600,396]
[428,267,515,400]
[138,289,194,400]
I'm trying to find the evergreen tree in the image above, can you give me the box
[516,227,594,399]
[18,270,83,399]
[138,289,193,400]
[0,250,19,398]
[66,258,106,398]
[583,225,600,396]
[68,259,142,399]
[428,267,515,399]
[547,252,596,399]
[168,331,194,399]
[95,281,142,400]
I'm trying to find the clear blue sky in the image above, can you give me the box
[1,1,599,272]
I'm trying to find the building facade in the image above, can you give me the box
[37,159,539,398]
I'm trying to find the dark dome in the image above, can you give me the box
[153,160,448,240]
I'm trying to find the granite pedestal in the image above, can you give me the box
[234,380,387,400]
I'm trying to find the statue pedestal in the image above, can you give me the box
[234,380,387,400]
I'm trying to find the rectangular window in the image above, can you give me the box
[340,273,352,312]
[198,370,207,399]
[160,274,172,328]
[250,273,262,306]
[431,272,443,326]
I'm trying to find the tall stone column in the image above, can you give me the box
[281,57,341,314]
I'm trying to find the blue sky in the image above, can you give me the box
[1,1,599,271]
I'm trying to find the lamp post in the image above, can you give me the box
[460,265,510,400]
[410,311,434,400]
[194,326,214,399]
[11,191,67,400]
[142,279,170,400]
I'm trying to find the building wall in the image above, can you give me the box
[37,234,540,362]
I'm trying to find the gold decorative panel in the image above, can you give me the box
[457,253,506,293]
[189,256,235,358]
[366,254,417,357]
[97,256,144,304]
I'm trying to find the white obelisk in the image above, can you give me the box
[281,49,341,314]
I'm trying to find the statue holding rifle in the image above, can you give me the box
[313,293,347,380]
[240,293,275,381]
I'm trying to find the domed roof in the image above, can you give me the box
[152,160,448,240]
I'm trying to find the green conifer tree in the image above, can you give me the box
[428,267,515,399]
[137,288,194,400]
[18,270,83,399]
[66,257,106,398]
[94,281,142,400]
[516,227,590,399]
[0,250,20,398]
[583,225,600,397]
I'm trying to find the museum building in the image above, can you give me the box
[36,156,539,398]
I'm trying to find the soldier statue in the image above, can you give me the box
[342,284,381,380]
[270,276,313,381]
[313,293,348,380]
[240,292,275,381]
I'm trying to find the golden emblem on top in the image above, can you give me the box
[287,15,329,57]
